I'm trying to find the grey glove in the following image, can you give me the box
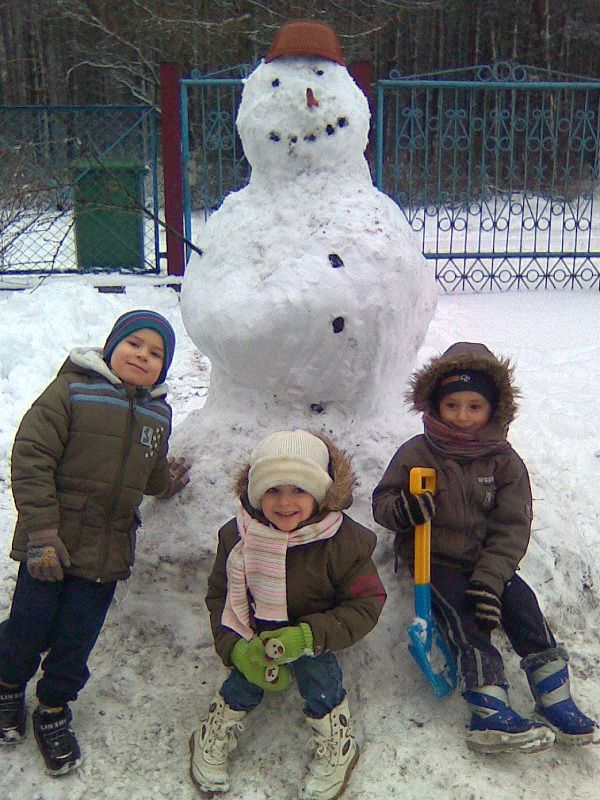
[27,528,71,581]
[160,456,191,499]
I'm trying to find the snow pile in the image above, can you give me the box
[0,280,598,799]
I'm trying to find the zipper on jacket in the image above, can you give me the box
[100,388,136,578]
[444,460,470,547]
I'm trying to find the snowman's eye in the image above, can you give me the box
[313,68,324,76]
[271,79,280,87]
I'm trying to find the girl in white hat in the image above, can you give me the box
[189,430,386,800]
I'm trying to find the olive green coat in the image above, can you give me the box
[372,342,532,598]
[206,435,387,666]
[10,348,172,582]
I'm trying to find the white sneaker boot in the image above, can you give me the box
[189,694,246,793]
[300,697,359,800]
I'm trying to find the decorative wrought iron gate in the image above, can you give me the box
[181,63,600,290]
[376,63,600,290]
[180,66,251,260]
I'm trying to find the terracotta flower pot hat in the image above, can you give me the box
[265,20,345,65]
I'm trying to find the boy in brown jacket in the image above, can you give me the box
[189,430,386,800]
[373,342,597,753]
[0,310,190,774]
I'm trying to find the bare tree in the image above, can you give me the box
[2,0,600,108]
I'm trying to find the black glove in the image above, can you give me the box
[465,581,502,631]
[396,488,436,527]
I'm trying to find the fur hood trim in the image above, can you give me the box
[407,341,519,425]
[234,432,356,512]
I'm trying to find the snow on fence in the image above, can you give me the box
[0,106,160,276]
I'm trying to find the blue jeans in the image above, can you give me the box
[430,566,556,689]
[0,564,116,707]
[220,652,346,718]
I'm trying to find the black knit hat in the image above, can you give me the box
[434,369,497,407]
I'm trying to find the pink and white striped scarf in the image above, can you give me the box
[222,507,343,640]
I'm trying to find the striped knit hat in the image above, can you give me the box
[103,310,176,385]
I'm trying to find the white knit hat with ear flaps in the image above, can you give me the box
[247,430,333,510]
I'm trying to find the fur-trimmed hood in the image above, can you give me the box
[234,432,356,514]
[407,342,519,426]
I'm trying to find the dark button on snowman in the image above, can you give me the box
[181,20,437,429]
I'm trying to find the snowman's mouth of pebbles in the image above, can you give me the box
[268,116,348,153]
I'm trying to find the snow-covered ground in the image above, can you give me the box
[0,278,599,799]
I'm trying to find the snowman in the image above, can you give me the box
[181,20,437,433]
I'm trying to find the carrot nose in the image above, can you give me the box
[306,88,319,108]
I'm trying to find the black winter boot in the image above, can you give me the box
[0,684,26,744]
[32,704,82,776]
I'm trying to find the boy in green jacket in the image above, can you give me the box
[189,430,386,800]
[373,342,597,753]
[0,309,190,775]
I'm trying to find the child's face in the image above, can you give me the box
[260,485,318,531]
[110,328,165,386]
[438,390,492,431]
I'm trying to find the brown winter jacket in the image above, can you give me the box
[206,435,387,666]
[10,348,172,582]
[372,342,532,598]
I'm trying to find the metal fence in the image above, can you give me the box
[7,65,599,287]
[0,105,160,275]
[376,63,600,290]
[182,62,600,291]
[180,66,252,258]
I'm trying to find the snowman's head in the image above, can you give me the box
[236,57,370,180]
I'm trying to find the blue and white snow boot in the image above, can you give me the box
[522,647,599,746]
[464,685,555,754]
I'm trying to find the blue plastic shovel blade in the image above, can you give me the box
[407,617,457,698]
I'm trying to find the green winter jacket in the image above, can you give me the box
[372,342,532,598]
[206,435,387,666]
[10,348,172,582]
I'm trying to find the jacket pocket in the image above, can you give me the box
[57,491,88,548]
[475,479,497,512]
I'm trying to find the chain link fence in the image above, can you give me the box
[0,106,160,275]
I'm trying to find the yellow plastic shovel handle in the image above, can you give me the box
[409,468,436,585]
